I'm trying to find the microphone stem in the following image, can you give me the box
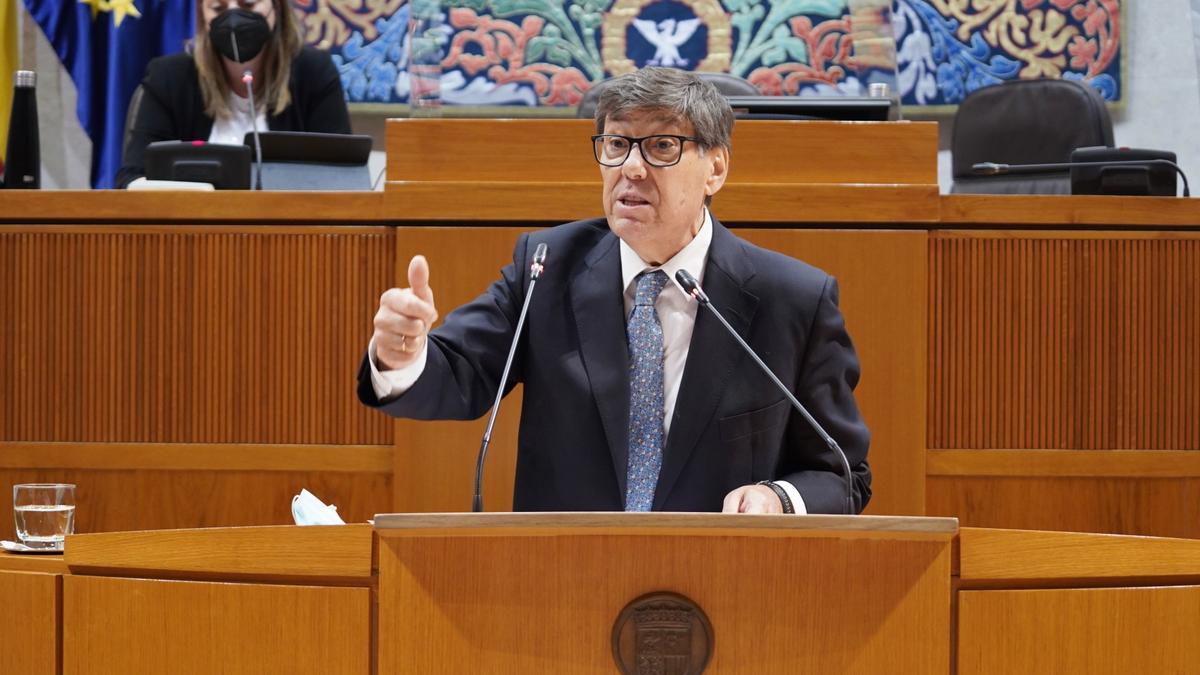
[976,159,1190,197]
[472,275,540,512]
[699,302,855,515]
[244,70,263,191]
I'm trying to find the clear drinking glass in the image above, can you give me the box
[13,483,76,550]
[407,0,444,114]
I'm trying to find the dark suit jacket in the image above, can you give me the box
[358,217,872,513]
[116,47,352,188]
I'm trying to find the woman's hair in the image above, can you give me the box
[193,0,303,119]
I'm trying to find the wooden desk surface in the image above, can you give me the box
[4,190,1197,229]
[0,549,68,574]
[0,190,387,223]
[374,511,958,541]
[942,193,1200,228]
[65,524,375,582]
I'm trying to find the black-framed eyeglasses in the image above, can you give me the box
[591,134,700,168]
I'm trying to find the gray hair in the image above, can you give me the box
[593,67,734,151]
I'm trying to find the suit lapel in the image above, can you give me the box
[654,220,758,509]
[570,232,632,497]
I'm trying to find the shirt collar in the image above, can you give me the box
[619,208,712,297]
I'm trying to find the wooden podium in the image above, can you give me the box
[373,513,957,673]
[6,518,1200,674]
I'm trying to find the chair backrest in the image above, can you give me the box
[122,84,146,165]
[575,72,760,119]
[951,78,1114,194]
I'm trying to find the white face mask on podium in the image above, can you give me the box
[291,489,345,526]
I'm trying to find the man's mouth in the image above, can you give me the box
[618,195,651,207]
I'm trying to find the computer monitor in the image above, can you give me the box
[724,95,894,121]
[144,140,252,189]
[242,131,374,190]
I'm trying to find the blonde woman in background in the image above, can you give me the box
[117,0,350,188]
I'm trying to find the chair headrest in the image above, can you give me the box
[951,79,1114,178]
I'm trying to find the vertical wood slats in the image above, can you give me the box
[0,229,393,444]
[929,235,1199,451]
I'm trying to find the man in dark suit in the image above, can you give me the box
[359,67,870,514]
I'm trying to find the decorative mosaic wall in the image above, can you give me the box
[895,0,1121,106]
[295,0,1121,109]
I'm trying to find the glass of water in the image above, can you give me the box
[407,0,444,113]
[13,483,76,551]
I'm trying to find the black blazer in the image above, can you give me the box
[116,47,352,188]
[358,217,872,513]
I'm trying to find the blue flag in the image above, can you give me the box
[24,0,194,188]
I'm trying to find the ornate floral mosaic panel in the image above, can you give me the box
[895,0,1121,106]
[294,0,1121,109]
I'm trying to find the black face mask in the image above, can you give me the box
[209,8,272,63]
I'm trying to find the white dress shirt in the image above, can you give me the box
[368,209,806,513]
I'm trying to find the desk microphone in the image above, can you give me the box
[674,269,855,515]
[472,242,548,512]
[242,71,264,191]
[972,159,1190,197]
[230,35,264,191]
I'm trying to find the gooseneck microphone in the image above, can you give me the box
[230,34,264,190]
[472,242,548,512]
[973,159,1190,197]
[242,71,264,190]
[674,269,855,515]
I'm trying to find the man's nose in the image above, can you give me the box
[622,143,648,178]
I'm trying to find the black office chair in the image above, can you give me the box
[950,78,1114,194]
[122,84,146,167]
[575,72,759,119]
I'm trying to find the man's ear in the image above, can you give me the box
[705,146,730,197]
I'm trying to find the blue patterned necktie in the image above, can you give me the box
[625,269,670,512]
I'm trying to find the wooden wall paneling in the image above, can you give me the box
[0,227,394,444]
[377,529,951,673]
[928,232,1200,451]
[383,119,940,223]
[928,448,1200,478]
[729,121,938,184]
[63,575,371,675]
[388,227,533,512]
[0,569,61,675]
[382,182,940,223]
[957,586,1200,675]
[927,230,1200,536]
[739,230,927,516]
[0,468,391,542]
[383,181,600,222]
[386,119,939,185]
[927,475,1200,539]
[387,119,599,182]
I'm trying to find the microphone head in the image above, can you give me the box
[972,162,1008,176]
[242,70,254,85]
[530,243,548,279]
[674,269,709,304]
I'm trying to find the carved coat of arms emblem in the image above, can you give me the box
[612,592,713,675]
